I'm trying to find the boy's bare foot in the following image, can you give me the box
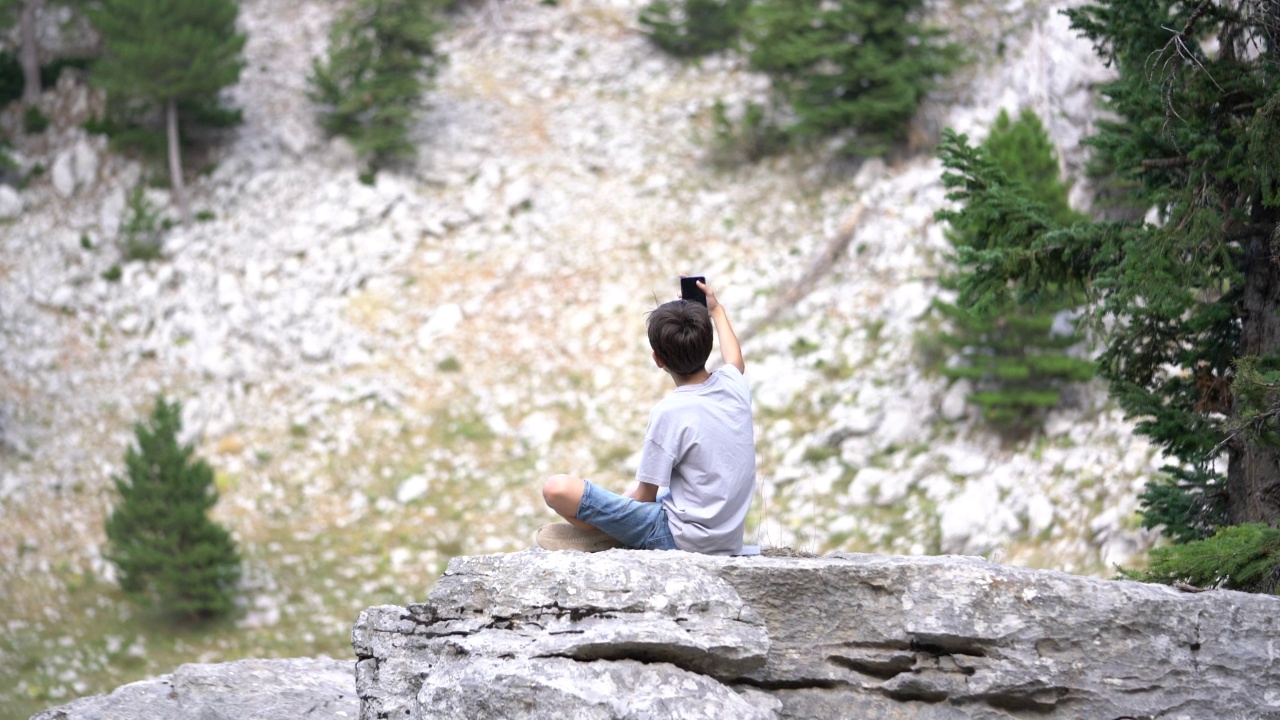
[534,523,625,552]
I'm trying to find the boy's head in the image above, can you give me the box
[647,300,712,377]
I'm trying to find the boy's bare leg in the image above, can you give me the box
[542,474,597,529]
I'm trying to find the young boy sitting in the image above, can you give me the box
[536,279,756,555]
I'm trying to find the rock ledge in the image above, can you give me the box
[31,657,356,720]
[353,550,1280,720]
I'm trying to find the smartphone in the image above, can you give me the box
[680,276,707,307]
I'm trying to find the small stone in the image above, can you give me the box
[416,304,463,348]
[52,150,76,197]
[117,312,142,334]
[849,467,896,506]
[300,333,331,362]
[396,475,429,504]
[853,157,886,191]
[939,381,970,422]
[276,116,314,156]
[835,405,882,436]
[946,446,989,477]
[876,407,922,448]
[1026,494,1056,536]
[98,188,126,237]
[73,138,99,190]
[0,185,23,218]
[217,273,243,308]
[639,173,669,195]
[50,285,75,308]
[503,176,534,212]
[518,412,558,450]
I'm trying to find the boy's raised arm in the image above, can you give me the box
[698,280,744,374]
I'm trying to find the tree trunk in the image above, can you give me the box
[1227,219,1280,525]
[19,0,44,104]
[166,98,192,225]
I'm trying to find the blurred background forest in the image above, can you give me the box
[2,0,1278,717]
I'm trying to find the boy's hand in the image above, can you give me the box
[696,280,720,314]
[625,481,659,503]
[687,278,744,374]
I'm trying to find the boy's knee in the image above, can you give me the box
[542,474,579,506]
[540,474,570,502]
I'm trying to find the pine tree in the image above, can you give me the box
[981,109,1078,224]
[87,0,246,223]
[639,0,750,58]
[105,396,241,619]
[937,2,1280,551]
[741,0,958,156]
[935,108,1095,431]
[310,0,447,181]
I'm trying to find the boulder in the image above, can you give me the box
[0,185,22,219]
[31,657,356,720]
[48,137,101,199]
[51,150,77,198]
[354,550,1280,720]
[72,137,100,190]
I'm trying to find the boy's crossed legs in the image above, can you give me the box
[539,474,678,551]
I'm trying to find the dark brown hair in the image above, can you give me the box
[647,300,712,376]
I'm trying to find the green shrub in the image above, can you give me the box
[105,396,242,619]
[83,114,117,137]
[0,142,16,175]
[639,0,750,58]
[17,162,45,190]
[741,0,959,156]
[709,99,788,166]
[23,106,50,134]
[120,184,164,261]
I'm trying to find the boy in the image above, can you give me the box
[537,279,756,555]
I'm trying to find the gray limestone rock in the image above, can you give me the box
[0,184,23,218]
[51,149,77,198]
[72,137,99,190]
[31,657,357,720]
[353,551,1280,720]
[353,551,770,720]
[416,656,780,720]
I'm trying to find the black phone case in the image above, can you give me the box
[681,276,707,306]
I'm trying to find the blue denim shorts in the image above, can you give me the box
[575,480,679,551]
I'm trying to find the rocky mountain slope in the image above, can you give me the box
[1,0,1163,712]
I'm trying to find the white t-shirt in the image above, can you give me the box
[635,365,756,554]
